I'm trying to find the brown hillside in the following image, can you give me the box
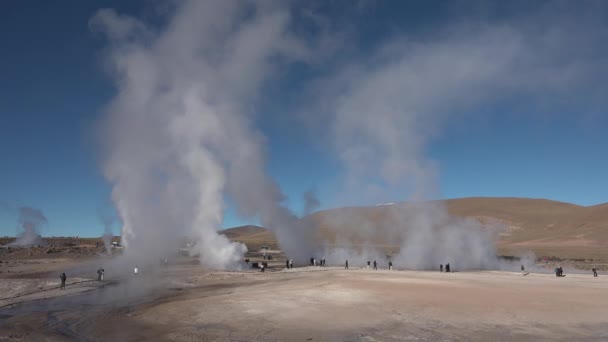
[222,198,608,260]
[220,225,276,250]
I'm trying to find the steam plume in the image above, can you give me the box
[303,189,321,215]
[91,1,318,267]
[11,207,47,246]
[90,1,607,270]
[313,5,608,270]
[97,201,119,254]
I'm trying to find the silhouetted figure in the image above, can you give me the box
[446,263,450,273]
[101,268,104,281]
[289,259,293,269]
[60,273,66,290]
[97,268,102,281]
[559,267,564,277]
[521,265,525,275]
[440,264,443,272]
[389,261,393,270]
[345,260,349,269]
[555,267,559,277]
[286,260,290,269]
[310,257,314,266]
[373,260,377,270]
[322,258,326,267]
[592,267,598,277]
[367,261,370,269]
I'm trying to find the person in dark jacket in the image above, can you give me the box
[345,260,349,269]
[60,273,66,290]
[592,267,598,277]
[440,264,443,272]
[373,260,377,270]
[389,261,393,270]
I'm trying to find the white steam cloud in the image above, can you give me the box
[90,1,608,270]
[12,207,47,246]
[91,0,322,268]
[311,3,608,270]
[97,200,119,254]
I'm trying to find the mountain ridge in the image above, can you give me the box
[221,197,608,259]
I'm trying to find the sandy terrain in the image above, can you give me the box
[1,259,607,341]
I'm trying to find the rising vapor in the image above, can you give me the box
[97,200,119,254]
[311,3,608,270]
[91,0,321,268]
[11,207,47,246]
[90,1,608,271]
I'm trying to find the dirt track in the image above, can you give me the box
[1,263,607,341]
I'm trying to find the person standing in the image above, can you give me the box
[440,264,443,272]
[286,259,290,269]
[388,261,393,270]
[289,259,293,269]
[592,267,598,277]
[367,261,370,269]
[373,260,377,270]
[101,268,105,281]
[345,260,349,269]
[521,265,525,275]
[60,273,66,290]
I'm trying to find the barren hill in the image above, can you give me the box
[222,197,608,260]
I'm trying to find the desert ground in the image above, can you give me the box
[2,197,608,341]
[1,247,607,341]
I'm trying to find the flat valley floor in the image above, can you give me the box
[1,261,608,341]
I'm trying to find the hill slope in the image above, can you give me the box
[222,197,608,259]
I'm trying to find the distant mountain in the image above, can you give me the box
[222,197,608,259]
[220,225,274,241]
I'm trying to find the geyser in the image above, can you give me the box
[91,0,318,268]
[11,206,47,246]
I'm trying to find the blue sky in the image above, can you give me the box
[1,1,607,237]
